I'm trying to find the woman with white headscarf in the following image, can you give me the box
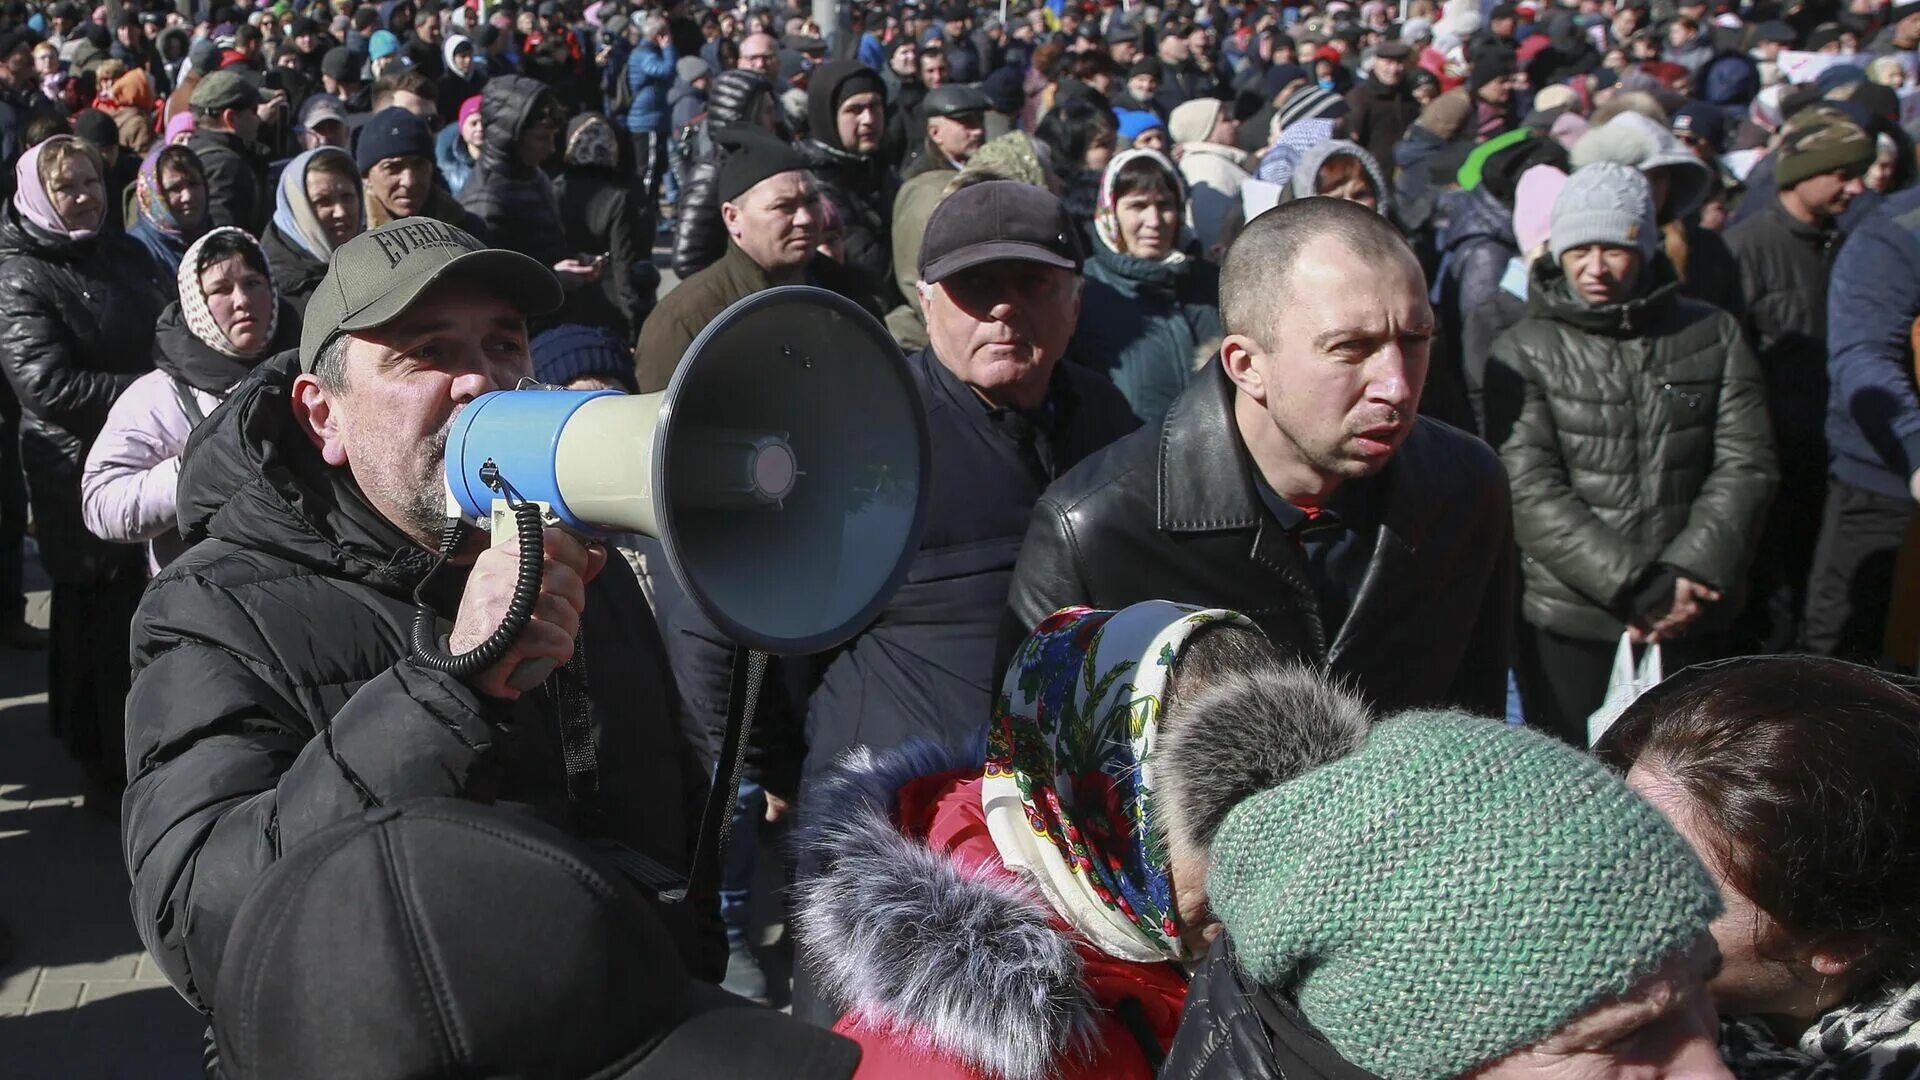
[82,227,300,572]
[260,146,362,314]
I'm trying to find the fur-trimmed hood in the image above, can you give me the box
[792,738,1103,1080]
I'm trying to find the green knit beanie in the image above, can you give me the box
[1207,711,1722,1080]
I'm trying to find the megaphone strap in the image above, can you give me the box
[555,636,600,807]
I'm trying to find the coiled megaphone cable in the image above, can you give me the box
[410,464,547,678]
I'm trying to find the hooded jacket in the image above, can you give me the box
[434,35,488,122]
[1438,184,1519,429]
[555,118,651,340]
[793,740,1187,1080]
[459,75,567,267]
[670,72,774,279]
[1287,139,1392,214]
[1342,74,1420,187]
[801,60,894,306]
[0,201,167,583]
[1485,257,1777,640]
[121,353,721,1014]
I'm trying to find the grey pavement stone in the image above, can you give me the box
[39,956,139,983]
[0,966,38,1005]
[27,980,82,1014]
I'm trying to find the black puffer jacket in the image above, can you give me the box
[802,62,894,307]
[260,221,328,317]
[0,202,166,583]
[1162,936,1386,1080]
[1485,257,1778,640]
[670,70,773,280]
[458,75,567,267]
[555,161,653,340]
[121,354,721,1013]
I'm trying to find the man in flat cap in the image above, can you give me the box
[634,127,877,392]
[1345,39,1420,188]
[122,220,723,1022]
[187,68,270,233]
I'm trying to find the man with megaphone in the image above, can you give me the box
[120,219,725,1024]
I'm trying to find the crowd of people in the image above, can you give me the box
[0,0,1918,1073]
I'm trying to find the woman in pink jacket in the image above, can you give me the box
[81,227,300,571]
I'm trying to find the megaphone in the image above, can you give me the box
[439,285,931,656]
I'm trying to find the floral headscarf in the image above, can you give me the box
[984,601,1259,965]
[135,144,201,236]
[1093,147,1190,261]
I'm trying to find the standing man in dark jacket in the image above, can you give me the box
[1725,114,1873,653]
[1005,197,1515,718]
[801,60,894,308]
[460,75,604,307]
[623,13,676,209]
[670,70,777,280]
[1808,184,1920,662]
[188,70,270,234]
[0,28,50,197]
[121,221,722,1022]
[1344,41,1420,192]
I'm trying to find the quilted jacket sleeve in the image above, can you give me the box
[121,573,503,1014]
[1655,318,1778,589]
[669,158,723,279]
[80,371,192,543]
[0,270,139,438]
[1488,333,1647,610]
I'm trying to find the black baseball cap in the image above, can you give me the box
[213,799,862,1080]
[921,83,990,118]
[1375,39,1412,59]
[299,220,563,371]
[918,179,1082,282]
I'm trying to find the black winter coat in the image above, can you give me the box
[459,75,568,267]
[260,221,328,318]
[1724,197,1843,463]
[1485,258,1777,640]
[1163,936,1387,1080]
[669,74,773,279]
[803,136,895,308]
[0,204,166,583]
[660,348,1140,799]
[187,129,268,235]
[555,163,652,340]
[1003,360,1515,717]
[121,355,721,1013]
[1343,76,1422,187]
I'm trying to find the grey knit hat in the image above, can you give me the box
[1550,162,1659,264]
[1209,710,1721,1080]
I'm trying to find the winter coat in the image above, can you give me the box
[624,41,676,134]
[670,76,775,279]
[794,740,1189,1080]
[0,84,54,199]
[260,221,329,317]
[803,135,895,307]
[1069,241,1222,425]
[1161,935,1387,1080]
[634,242,882,393]
[1154,59,1220,116]
[121,353,722,1015]
[1485,257,1778,641]
[435,67,488,128]
[1343,76,1421,188]
[1177,142,1249,256]
[1004,360,1516,717]
[1827,186,1920,500]
[434,121,477,194]
[1438,186,1520,430]
[80,300,300,570]
[889,165,951,316]
[459,76,567,267]
[658,347,1138,801]
[1668,216,1745,318]
[554,163,651,340]
[668,76,705,134]
[0,202,167,584]
[187,128,268,235]
[1725,196,1844,466]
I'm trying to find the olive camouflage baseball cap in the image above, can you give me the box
[300,219,565,372]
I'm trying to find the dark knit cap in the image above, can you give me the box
[355,107,435,172]
[714,125,810,203]
[531,325,635,390]
[1470,43,1517,95]
[321,44,358,82]
[1276,85,1348,130]
[1127,57,1161,79]
[290,15,318,36]
[72,108,117,151]
[1775,112,1875,189]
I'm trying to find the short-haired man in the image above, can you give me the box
[634,127,877,391]
[1004,198,1514,715]
[357,104,482,233]
[736,30,778,77]
[187,68,269,233]
[122,221,722,1018]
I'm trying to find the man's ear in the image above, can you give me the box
[1220,333,1267,404]
[291,371,349,466]
[720,199,741,240]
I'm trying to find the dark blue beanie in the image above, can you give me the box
[355,107,435,173]
[531,325,636,391]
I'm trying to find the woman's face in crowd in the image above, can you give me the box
[1117,188,1179,259]
[306,167,361,245]
[1628,763,1859,1024]
[200,252,274,354]
[1867,151,1897,193]
[159,162,206,228]
[461,109,485,152]
[1084,129,1117,172]
[48,154,104,233]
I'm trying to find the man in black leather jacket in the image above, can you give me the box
[1003,197,1514,716]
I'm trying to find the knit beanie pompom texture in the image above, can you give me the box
[1550,161,1658,264]
[1207,711,1721,1080]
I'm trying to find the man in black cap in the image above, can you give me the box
[800,59,893,306]
[321,45,371,113]
[1152,20,1215,112]
[1345,39,1420,187]
[189,68,271,233]
[111,11,169,93]
[0,29,51,196]
[213,799,858,1080]
[1120,57,1163,115]
[122,220,723,1021]
[635,127,875,392]
[658,182,1137,1021]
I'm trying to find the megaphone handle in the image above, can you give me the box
[492,501,558,692]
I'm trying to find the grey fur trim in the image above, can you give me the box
[792,738,1101,1080]
[1155,663,1374,867]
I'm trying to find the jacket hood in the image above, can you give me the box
[708,68,771,126]
[152,297,303,397]
[1288,139,1391,215]
[479,75,553,174]
[176,352,444,599]
[442,33,469,74]
[805,59,885,154]
[792,738,1102,1080]
[1526,252,1682,336]
[1442,184,1516,255]
[667,78,702,106]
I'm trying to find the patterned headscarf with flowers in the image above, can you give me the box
[984,601,1260,965]
[1093,147,1190,259]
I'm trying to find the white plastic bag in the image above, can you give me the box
[1586,633,1663,747]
